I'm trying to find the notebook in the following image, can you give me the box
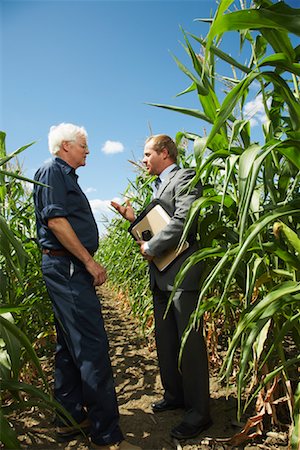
[128,199,189,271]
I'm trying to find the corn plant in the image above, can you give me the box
[149,0,300,442]
[0,132,68,449]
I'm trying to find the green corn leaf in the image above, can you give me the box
[193,137,208,164]
[253,34,268,62]
[222,203,300,301]
[1,380,81,429]
[204,226,239,248]
[181,29,221,121]
[0,142,36,167]
[263,154,278,205]
[229,119,250,149]
[263,242,300,271]
[189,32,251,74]
[204,71,259,151]
[194,150,232,187]
[0,169,49,186]
[260,28,296,61]
[164,246,227,318]
[0,306,27,314]
[170,52,208,96]
[276,139,300,170]
[0,131,6,157]
[291,382,300,450]
[179,195,235,247]
[238,142,279,239]
[181,27,206,79]
[222,282,300,379]
[238,144,261,206]
[258,53,300,76]
[263,72,300,130]
[146,102,213,124]
[259,312,300,372]
[222,155,239,211]
[0,215,27,281]
[274,221,300,256]
[0,316,50,392]
[204,3,300,59]
[0,410,20,449]
[0,313,22,381]
[175,81,197,97]
[245,256,264,305]
[166,245,239,321]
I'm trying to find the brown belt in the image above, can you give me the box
[42,248,71,257]
[42,248,95,257]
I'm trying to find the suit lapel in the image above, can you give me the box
[157,166,179,198]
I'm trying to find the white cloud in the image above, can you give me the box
[89,197,121,236]
[89,199,111,214]
[85,187,97,193]
[101,140,124,155]
[89,197,121,215]
[243,94,270,127]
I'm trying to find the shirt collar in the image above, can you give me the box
[55,157,77,177]
[158,163,177,183]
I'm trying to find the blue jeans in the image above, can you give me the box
[42,254,123,445]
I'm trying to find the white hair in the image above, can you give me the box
[48,123,88,155]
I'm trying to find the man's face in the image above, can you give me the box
[142,143,166,176]
[64,134,89,169]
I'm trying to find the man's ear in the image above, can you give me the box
[162,147,169,159]
[61,141,70,152]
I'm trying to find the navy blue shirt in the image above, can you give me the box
[33,157,99,253]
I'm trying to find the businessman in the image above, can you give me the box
[111,134,211,440]
[33,123,140,450]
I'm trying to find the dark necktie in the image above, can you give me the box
[154,176,161,190]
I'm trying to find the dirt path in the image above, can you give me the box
[13,287,289,449]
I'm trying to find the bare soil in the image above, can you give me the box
[11,286,290,449]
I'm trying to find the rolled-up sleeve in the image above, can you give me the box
[37,165,68,223]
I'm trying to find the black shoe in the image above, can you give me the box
[151,399,184,413]
[56,418,90,442]
[170,420,212,440]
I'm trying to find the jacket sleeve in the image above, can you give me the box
[147,169,201,256]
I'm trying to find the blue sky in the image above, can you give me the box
[2,0,298,234]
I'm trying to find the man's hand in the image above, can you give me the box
[137,240,154,261]
[111,200,135,223]
[85,259,107,286]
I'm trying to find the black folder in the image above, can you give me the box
[128,199,189,271]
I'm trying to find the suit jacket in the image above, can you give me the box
[147,166,202,292]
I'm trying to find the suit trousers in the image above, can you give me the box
[153,287,211,427]
[41,254,123,446]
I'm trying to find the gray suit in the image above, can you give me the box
[147,166,211,427]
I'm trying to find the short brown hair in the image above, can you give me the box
[145,134,178,162]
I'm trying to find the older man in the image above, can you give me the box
[33,123,140,450]
[112,134,212,441]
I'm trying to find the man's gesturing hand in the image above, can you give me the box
[111,200,135,223]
